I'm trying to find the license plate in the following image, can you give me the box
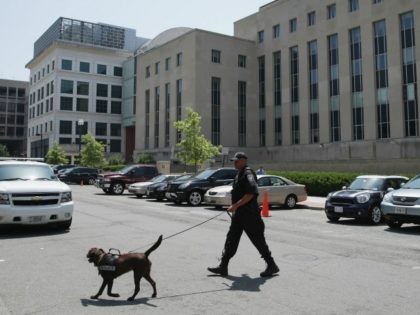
[395,207,406,214]
[28,216,44,223]
[334,206,343,213]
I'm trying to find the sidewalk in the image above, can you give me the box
[299,196,326,210]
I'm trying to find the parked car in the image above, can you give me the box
[0,160,73,229]
[324,175,408,224]
[52,164,75,174]
[146,174,189,201]
[204,175,307,209]
[165,174,194,201]
[167,168,238,206]
[58,167,99,185]
[95,164,158,195]
[128,174,178,198]
[381,174,420,228]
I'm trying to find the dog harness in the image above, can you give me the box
[98,249,120,272]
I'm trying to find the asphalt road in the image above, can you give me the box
[1,185,420,315]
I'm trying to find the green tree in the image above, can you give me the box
[173,108,219,171]
[137,152,155,164]
[0,144,10,157]
[45,143,68,165]
[80,134,105,168]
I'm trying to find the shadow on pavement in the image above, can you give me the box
[384,225,420,235]
[0,225,69,239]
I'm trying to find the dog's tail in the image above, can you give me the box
[145,235,163,257]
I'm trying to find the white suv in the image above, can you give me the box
[0,160,74,229]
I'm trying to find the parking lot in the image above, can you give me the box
[1,185,420,315]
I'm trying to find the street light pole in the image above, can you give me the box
[77,118,84,154]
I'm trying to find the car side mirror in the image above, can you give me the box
[386,187,394,192]
[342,186,347,190]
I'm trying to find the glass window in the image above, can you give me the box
[17,88,25,98]
[258,30,264,43]
[61,80,73,94]
[145,66,150,78]
[61,59,72,70]
[273,24,280,38]
[110,123,121,136]
[111,85,122,98]
[349,0,359,12]
[155,62,160,74]
[113,66,123,76]
[96,100,107,113]
[95,122,107,136]
[60,97,73,111]
[212,49,221,63]
[77,81,89,95]
[308,11,316,26]
[290,18,297,33]
[111,101,121,114]
[96,84,108,97]
[176,52,183,66]
[0,86,6,96]
[59,120,72,134]
[328,4,336,19]
[110,139,121,153]
[97,64,107,75]
[80,62,90,72]
[76,98,88,112]
[165,57,171,70]
[238,55,247,68]
[8,87,16,97]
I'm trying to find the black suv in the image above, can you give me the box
[58,167,99,185]
[167,168,238,206]
[324,175,408,224]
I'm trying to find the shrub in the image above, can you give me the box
[106,153,125,165]
[268,170,359,197]
[102,164,126,172]
[137,153,155,164]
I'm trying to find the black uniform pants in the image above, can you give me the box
[222,208,272,262]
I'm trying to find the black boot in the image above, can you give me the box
[207,259,229,276]
[260,258,279,277]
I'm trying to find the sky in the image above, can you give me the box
[0,0,269,81]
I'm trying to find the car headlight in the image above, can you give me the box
[61,191,72,203]
[356,193,370,204]
[382,193,392,203]
[178,182,191,189]
[0,193,10,205]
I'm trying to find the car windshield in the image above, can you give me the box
[152,175,167,183]
[176,174,192,181]
[402,175,420,189]
[0,164,56,181]
[348,178,384,191]
[119,165,136,174]
[62,167,75,174]
[194,169,217,180]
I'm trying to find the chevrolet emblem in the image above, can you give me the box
[31,196,43,201]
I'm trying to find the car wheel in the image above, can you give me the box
[111,182,124,195]
[57,218,72,230]
[88,177,96,185]
[326,215,340,222]
[188,190,203,206]
[385,218,403,229]
[284,195,297,209]
[369,205,382,225]
[135,194,144,198]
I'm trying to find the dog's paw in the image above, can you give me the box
[151,293,157,298]
[127,297,134,302]
[108,293,120,298]
[90,295,99,300]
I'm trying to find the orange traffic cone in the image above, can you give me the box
[261,191,270,217]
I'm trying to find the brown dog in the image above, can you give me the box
[87,235,162,301]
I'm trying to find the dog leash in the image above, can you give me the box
[128,210,231,253]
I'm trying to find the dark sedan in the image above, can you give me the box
[58,167,99,185]
[146,174,191,201]
[324,175,408,224]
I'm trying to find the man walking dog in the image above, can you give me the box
[208,152,279,277]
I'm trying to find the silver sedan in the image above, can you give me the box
[204,175,307,209]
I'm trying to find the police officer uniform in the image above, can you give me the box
[208,152,279,277]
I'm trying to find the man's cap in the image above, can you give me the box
[230,152,248,161]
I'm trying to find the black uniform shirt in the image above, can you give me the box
[231,166,259,212]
